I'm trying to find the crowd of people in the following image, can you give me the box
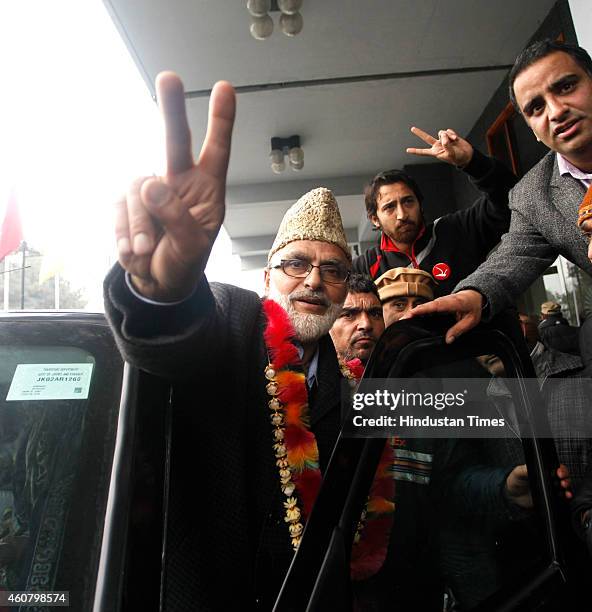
[105,38,592,610]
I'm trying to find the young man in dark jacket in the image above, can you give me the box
[353,127,517,297]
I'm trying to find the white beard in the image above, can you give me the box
[267,285,343,344]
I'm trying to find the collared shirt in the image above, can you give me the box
[295,342,319,388]
[557,153,592,189]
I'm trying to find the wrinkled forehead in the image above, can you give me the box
[270,240,350,265]
[344,292,382,310]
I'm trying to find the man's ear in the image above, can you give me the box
[264,268,270,295]
[370,214,381,230]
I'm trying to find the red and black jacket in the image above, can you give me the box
[352,150,517,298]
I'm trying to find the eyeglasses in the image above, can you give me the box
[272,258,350,284]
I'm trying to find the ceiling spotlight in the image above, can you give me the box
[270,136,304,174]
[247,0,271,17]
[288,144,304,171]
[277,0,303,15]
[270,143,285,174]
[247,0,303,39]
[279,12,303,37]
[250,14,274,40]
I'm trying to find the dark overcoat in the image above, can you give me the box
[104,267,344,610]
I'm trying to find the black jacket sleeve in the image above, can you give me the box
[103,264,262,380]
[437,438,527,522]
[444,150,517,255]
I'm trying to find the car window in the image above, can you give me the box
[0,317,123,609]
[279,323,572,612]
[371,348,564,610]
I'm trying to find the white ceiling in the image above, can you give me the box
[104,0,557,266]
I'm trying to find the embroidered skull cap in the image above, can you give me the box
[268,187,351,262]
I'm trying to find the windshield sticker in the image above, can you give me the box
[6,363,94,401]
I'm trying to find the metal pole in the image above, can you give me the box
[3,257,9,310]
[20,241,26,310]
[55,271,60,310]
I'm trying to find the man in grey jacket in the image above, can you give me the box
[405,40,592,342]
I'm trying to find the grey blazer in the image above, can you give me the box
[456,151,592,318]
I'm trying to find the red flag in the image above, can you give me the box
[0,190,23,261]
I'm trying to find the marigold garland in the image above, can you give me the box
[263,299,321,550]
[263,298,396,576]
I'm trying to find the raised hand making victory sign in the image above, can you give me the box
[114,72,236,301]
[406,126,474,168]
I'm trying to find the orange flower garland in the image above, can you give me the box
[263,299,396,577]
[263,299,322,550]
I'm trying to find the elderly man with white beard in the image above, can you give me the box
[103,72,401,610]
[263,186,352,372]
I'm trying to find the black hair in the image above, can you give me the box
[347,273,380,299]
[364,169,424,220]
[509,39,592,109]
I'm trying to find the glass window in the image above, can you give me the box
[0,318,123,608]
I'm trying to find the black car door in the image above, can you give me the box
[0,313,171,612]
[275,312,587,611]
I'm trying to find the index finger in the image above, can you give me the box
[410,126,437,146]
[400,296,478,344]
[156,71,194,176]
[401,296,458,319]
[406,147,436,157]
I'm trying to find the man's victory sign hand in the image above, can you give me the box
[115,72,236,301]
